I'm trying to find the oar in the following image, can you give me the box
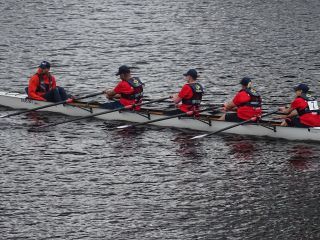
[190,110,279,140]
[115,106,219,130]
[36,96,171,128]
[144,98,290,106]
[0,91,105,118]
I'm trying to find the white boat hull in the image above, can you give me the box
[1,92,320,142]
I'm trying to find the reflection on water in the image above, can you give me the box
[223,135,256,161]
[25,111,50,126]
[229,140,255,161]
[289,145,316,170]
[1,0,320,239]
[173,133,206,159]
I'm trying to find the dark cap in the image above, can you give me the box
[116,65,131,76]
[183,69,198,79]
[240,77,252,86]
[39,61,50,69]
[294,83,309,93]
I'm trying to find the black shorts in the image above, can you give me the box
[167,109,184,115]
[100,101,124,109]
[285,116,310,128]
[225,113,245,122]
[225,112,258,123]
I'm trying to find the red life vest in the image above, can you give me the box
[181,83,204,106]
[238,88,262,108]
[36,73,53,93]
[120,77,144,102]
[296,95,320,116]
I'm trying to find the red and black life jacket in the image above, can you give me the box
[181,83,204,106]
[36,73,53,93]
[238,88,262,108]
[120,77,144,101]
[296,95,320,116]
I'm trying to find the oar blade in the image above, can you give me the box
[190,134,209,140]
[116,124,132,129]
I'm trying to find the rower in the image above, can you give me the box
[171,69,204,114]
[277,83,320,127]
[218,77,262,122]
[103,65,144,110]
[27,61,71,102]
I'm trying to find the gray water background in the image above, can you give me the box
[0,0,319,239]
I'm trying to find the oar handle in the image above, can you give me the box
[73,91,105,101]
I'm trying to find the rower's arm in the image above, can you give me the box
[225,101,237,111]
[28,77,46,101]
[286,109,298,118]
[51,75,57,89]
[105,89,120,100]
[278,107,297,118]
[171,93,181,104]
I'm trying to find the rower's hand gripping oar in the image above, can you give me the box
[190,109,279,140]
[0,91,105,118]
[36,96,172,129]
[116,106,221,130]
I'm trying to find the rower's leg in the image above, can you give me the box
[44,89,56,102]
[291,117,310,128]
[53,88,62,102]
[220,112,244,122]
[217,113,226,121]
[167,109,184,115]
[57,87,68,101]
[101,101,123,109]
[281,117,293,127]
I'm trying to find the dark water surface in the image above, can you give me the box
[1,0,320,239]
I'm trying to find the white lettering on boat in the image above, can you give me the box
[21,98,35,104]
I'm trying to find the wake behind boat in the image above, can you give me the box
[1,91,320,142]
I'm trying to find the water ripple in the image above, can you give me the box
[1,0,320,239]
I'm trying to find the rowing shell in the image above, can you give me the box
[0,91,320,142]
